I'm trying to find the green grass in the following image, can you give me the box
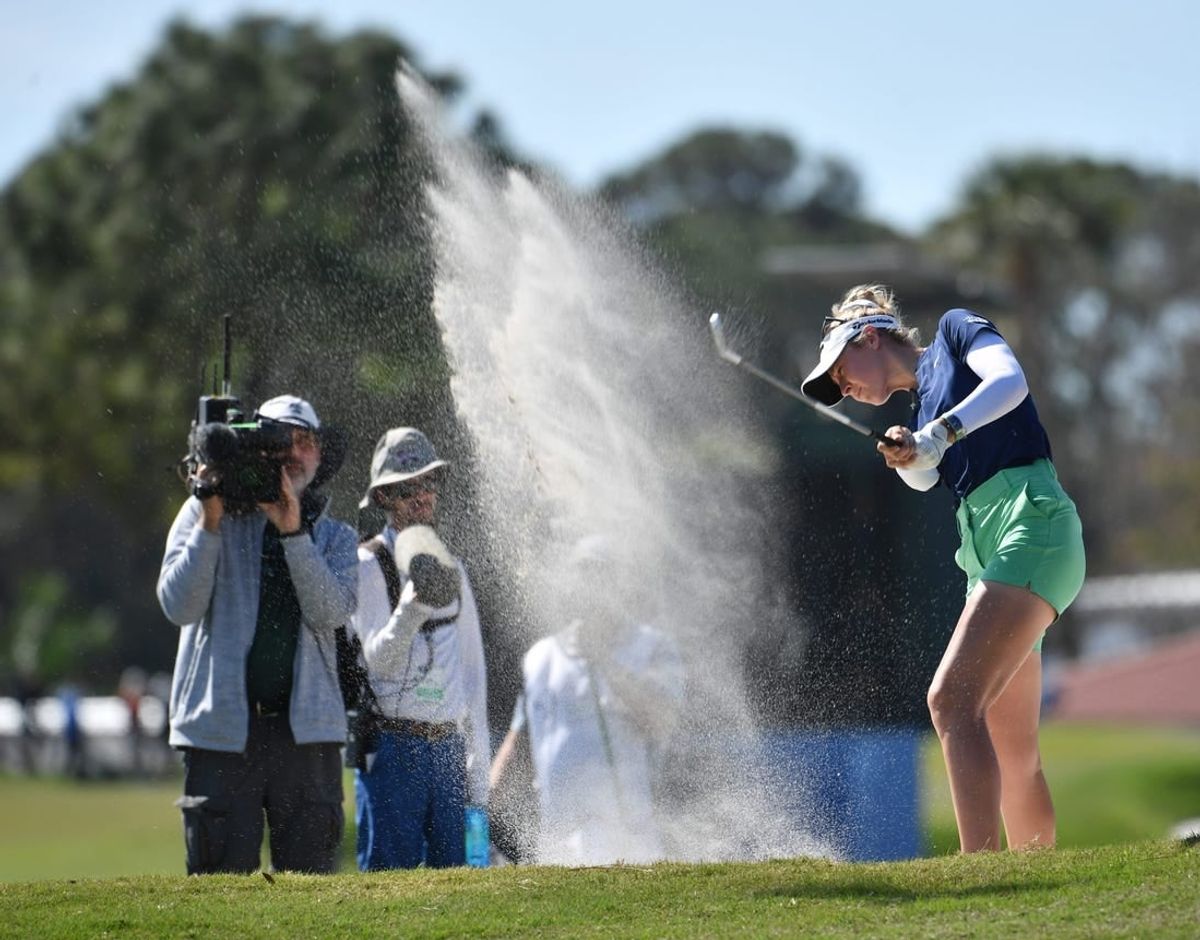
[1,841,1197,938]
[922,722,1200,854]
[2,721,1197,890]
[0,770,361,881]
[0,775,184,881]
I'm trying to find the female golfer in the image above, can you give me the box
[801,284,1085,853]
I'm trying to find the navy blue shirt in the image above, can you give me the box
[911,309,1051,502]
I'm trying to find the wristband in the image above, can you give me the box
[938,413,966,444]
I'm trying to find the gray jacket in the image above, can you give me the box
[157,495,358,751]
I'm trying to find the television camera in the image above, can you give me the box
[177,316,292,512]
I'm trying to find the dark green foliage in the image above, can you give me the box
[600,128,805,220]
[600,128,954,726]
[3,14,1198,710]
[599,136,1200,722]
[598,127,890,345]
[926,155,1200,576]
[0,16,492,690]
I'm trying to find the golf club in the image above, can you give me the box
[709,312,900,448]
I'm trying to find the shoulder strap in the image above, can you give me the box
[361,535,402,610]
[334,625,369,711]
[422,604,461,632]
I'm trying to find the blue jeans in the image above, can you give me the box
[354,729,466,870]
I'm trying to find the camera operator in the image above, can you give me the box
[349,427,489,870]
[157,394,358,875]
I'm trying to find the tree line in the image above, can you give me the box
[2,15,1198,715]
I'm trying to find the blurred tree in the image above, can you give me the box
[3,573,116,689]
[596,129,955,727]
[0,16,512,687]
[925,156,1200,572]
[4,12,1195,720]
[598,127,889,326]
[600,128,802,221]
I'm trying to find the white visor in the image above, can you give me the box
[800,315,898,406]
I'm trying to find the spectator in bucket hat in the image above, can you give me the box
[358,427,447,509]
[348,427,490,870]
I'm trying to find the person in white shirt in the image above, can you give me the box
[349,427,489,870]
[490,535,685,865]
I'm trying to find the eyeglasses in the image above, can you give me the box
[378,478,438,502]
[291,428,320,452]
[822,316,849,335]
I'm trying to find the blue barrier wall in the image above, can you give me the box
[762,728,924,861]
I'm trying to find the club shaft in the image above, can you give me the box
[709,312,898,448]
[733,358,892,444]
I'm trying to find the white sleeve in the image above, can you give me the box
[896,466,940,491]
[351,556,432,678]
[947,333,1029,434]
[456,567,491,806]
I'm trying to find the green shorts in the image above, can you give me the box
[954,459,1086,651]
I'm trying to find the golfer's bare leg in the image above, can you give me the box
[987,651,1055,849]
[927,580,1056,853]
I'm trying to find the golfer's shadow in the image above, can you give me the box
[758,873,1069,903]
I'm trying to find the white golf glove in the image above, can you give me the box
[907,419,955,471]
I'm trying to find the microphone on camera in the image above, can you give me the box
[194,422,240,466]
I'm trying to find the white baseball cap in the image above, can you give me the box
[256,394,320,430]
[800,314,898,406]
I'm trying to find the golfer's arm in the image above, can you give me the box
[947,335,1029,434]
[896,466,939,491]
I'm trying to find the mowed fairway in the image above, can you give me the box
[922,722,1200,853]
[0,772,360,881]
[0,775,184,881]
[1,842,1198,939]
[1,723,1198,936]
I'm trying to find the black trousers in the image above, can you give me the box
[177,714,343,875]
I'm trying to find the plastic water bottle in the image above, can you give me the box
[465,805,489,868]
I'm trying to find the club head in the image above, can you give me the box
[708,312,742,365]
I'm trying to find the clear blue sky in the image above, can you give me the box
[4,0,1198,233]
